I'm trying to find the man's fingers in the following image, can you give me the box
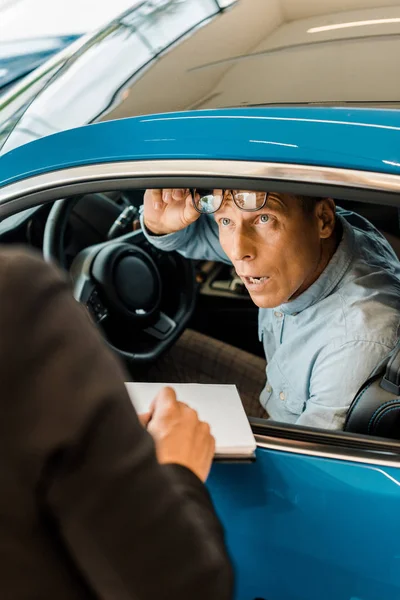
[171,188,190,201]
[162,189,173,204]
[207,430,216,456]
[162,189,189,204]
[147,387,215,481]
[151,386,179,419]
[153,189,163,210]
[138,411,152,427]
[144,189,163,211]
[210,433,216,454]
[199,421,211,436]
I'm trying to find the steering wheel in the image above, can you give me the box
[43,196,197,365]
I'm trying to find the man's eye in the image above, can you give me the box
[219,217,231,227]
[258,214,270,224]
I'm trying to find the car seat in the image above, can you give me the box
[345,341,400,440]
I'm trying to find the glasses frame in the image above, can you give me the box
[191,189,268,214]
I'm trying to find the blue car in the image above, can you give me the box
[1,1,400,599]
[1,106,400,600]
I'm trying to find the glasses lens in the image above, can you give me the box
[193,189,223,214]
[233,191,267,210]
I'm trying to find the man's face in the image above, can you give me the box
[214,191,336,308]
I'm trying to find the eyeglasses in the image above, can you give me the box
[191,189,268,214]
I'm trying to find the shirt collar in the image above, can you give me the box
[278,215,355,315]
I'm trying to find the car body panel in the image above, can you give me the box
[0,118,400,599]
[209,447,400,600]
[1,108,400,189]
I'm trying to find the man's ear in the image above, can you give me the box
[316,198,336,239]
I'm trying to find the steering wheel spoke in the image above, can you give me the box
[144,312,177,340]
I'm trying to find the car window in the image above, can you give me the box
[21,183,400,443]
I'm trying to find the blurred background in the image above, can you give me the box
[0,0,138,93]
[2,0,400,153]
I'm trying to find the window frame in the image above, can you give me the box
[1,157,400,465]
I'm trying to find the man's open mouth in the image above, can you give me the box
[242,276,270,286]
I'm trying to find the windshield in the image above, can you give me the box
[2,0,400,153]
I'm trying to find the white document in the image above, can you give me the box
[125,382,257,458]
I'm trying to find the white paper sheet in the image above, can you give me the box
[125,382,256,457]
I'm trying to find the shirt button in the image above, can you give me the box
[266,385,272,393]
[274,311,283,318]
[279,391,285,401]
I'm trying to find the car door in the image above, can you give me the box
[209,427,400,600]
[0,120,400,600]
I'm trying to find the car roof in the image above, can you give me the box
[1,107,400,188]
[2,0,400,154]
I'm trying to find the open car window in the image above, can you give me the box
[1,166,400,460]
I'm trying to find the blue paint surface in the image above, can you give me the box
[208,448,400,600]
[1,107,400,188]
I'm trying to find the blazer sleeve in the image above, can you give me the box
[0,247,234,600]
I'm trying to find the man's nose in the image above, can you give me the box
[231,227,255,262]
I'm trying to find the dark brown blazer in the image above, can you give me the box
[0,247,233,600]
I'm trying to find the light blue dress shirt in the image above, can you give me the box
[140,207,400,430]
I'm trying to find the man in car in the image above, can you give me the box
[140,188,400,430]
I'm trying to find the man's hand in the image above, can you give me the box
[143,189,200,235]
[138,411,153,427]
[146,386,215,482]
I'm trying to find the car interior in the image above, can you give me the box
[1,186,400,442]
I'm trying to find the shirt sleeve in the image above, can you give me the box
[0,248,234,600]
[296,339,393,430]
[139,206,231,264]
